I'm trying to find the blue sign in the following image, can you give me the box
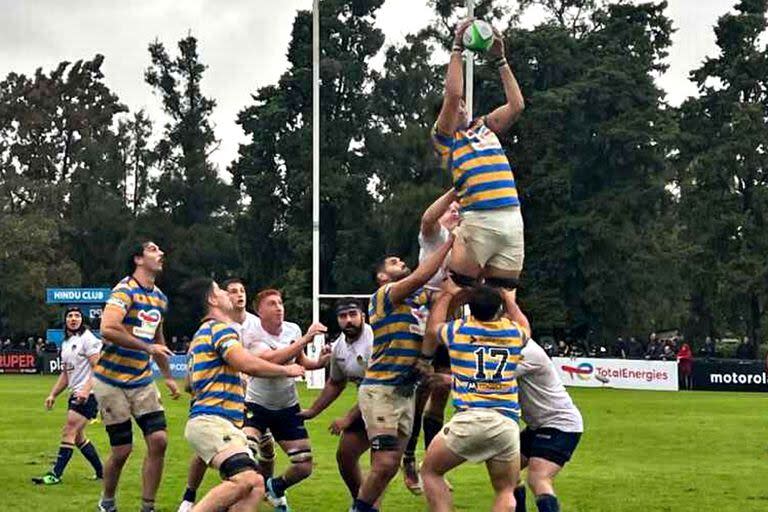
[46,329,65,346]
[46,288,111,304]
[151,355,189,379]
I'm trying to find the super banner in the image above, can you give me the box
[0,350,38,374]
[553,357,678,391]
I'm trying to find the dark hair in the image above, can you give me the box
[467,285,502,321]
[371,256,390,285]
[178,277,215,322]
[334,297,364,315]
[221,277,245,291]
[124,239,152,275]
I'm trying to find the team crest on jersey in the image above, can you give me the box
[408,305,429,336]
[133,309,162,339]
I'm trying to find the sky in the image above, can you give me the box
[0,0,311,175]
[373,0,739,106]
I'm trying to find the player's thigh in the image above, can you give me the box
[447,232,483,277]
[527,457,563,480]
[93,379,132,426]
[65,408,89,434]
[186,415,250,466]
[359,385,416,440]
[485,457,520,493]
[126,382,164,419]
[421,434,465,476]
[270,404,309,445]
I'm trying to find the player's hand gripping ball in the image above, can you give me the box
[462,19,494,53]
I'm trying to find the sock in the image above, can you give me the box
[422,414,443,450]
[536,494,560,512]
[140,498,155,512]
[77,439,103,478]
[514,485,527,512]
[52,442,75,477]
[352,498,378,512]
[270,476,288,497]
[183,487,197,502]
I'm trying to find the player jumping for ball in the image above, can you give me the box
[432,19,526,290]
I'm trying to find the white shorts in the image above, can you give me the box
[185,415,250,465]
[439,409,520,463]
[455,206,524,272]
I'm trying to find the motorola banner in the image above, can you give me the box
[691,358,768,392]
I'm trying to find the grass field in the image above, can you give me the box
[1,375,767,511]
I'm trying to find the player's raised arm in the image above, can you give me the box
[484,28,525,136]
[501,288,531,338]
[256,322,327,364]
[420,189,457,240]
[388,235,454,306]
[436,19,474,136]
[225,344,305,379]
[422,277,462,360]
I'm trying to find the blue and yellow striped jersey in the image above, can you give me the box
[432,119,520,212]
[94,276,168,389]
[438,317,527,421]
[362,284,430,386]
[188,320,245,426]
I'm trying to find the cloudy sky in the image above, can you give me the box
[374,0,739,106]
[0,0,310,174]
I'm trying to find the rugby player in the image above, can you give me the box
[243,289,330,512]
[300,298,373,504]
[433,19,526,290]
[349,235,453,512]
[180,277,305,512]
[513,339,583,512]
[419,282,530,512]
[32,307,103,485]
[93,240,180,512]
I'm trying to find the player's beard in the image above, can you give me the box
[341,323,362,340]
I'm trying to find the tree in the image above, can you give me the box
[677,0,768,353]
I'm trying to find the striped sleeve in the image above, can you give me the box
[105,284,133,313]
[211,323,241,357]
[437,323,449,347]
[431,123,453,168]
[370,285,393,319]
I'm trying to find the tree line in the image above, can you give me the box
[1,1,767,356]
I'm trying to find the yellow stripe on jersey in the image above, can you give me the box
[94,276,168,389]
[362,284,430,386]
[438,317,526,420]
[431,119,520,212]
[188,320,245,427]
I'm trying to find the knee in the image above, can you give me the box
[233,471,262,501]
[61,422,78,440]
[526,472,552,494]
[146,431,168,456]
[111,444,133,464]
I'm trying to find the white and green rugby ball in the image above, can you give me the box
[462,20,494,53]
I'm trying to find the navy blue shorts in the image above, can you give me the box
[68,394,98,420]
[520,427,581,467]
[244,402,308,442]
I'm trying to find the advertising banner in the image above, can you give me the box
[691,358,768,392]
[151,354,189,379]
[46,288,111,304]
[553,357,678,391]
[0,350,38,374]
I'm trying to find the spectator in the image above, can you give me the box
[645,337,661,360]
[34,337,45,373]
[615,336,627,358]
[556,339,571,357]
[627,336,644,359]
[735,339,751,359]
[26,336,34,349]
[701,336,716,358]
[677,342,693,390]
[659,344,676,361]
[2,337,11,350]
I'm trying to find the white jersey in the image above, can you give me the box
[60,330,102,394]
[245,320,303,410]
[329,324,373,385]
[514,339,583,432]
[232,311,261,350]
[418,225,450,289]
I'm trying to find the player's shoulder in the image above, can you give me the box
[112,276,135,293]
[282,321,302,337]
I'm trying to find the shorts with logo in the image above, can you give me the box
[455,206,524,272]
[185,415,250,465]
[244,402,308,442]
[439,408,520,463]
[68,393,99,420]
[358,384,416,437]
[520,427,581,467]
[92,379,164,426]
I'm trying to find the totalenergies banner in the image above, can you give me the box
[553,357,678,391]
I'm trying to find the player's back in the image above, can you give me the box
[363,284,429,386]
[440,316,525,420]
[188,319,245,427]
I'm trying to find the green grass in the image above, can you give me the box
[1,375,767,511]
